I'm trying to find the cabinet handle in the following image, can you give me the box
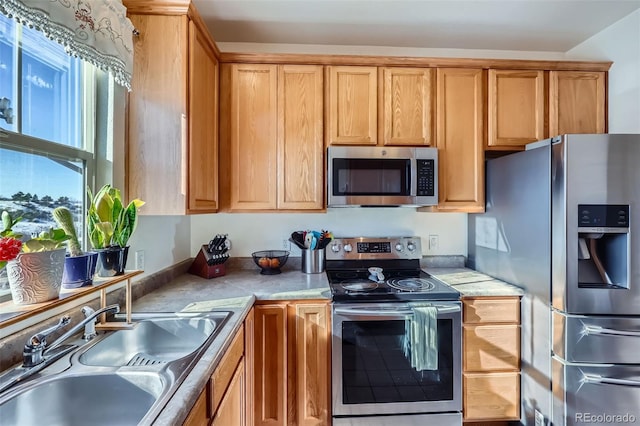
[583,374,640,387]
[181,114,187,195]
[583,325,640,337]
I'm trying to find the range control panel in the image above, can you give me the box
[326,237,423,261]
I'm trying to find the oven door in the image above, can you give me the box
[332,302,462,417]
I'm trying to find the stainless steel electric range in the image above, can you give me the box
[327,237,462,426]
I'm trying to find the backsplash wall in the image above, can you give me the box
[190,209,467,258]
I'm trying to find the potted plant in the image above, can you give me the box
[52,206,99,288]
[87,184,145,277]
[1,210,70,305]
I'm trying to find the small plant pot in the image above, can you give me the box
[62,252,99,288]
[6,248,66,305]
[96,246,130,277]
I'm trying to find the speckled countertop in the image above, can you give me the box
[135,261,522,425]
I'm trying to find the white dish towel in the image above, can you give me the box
[403,303,439,371]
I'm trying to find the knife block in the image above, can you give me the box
[189,246,227,279]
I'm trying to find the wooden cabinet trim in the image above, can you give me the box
[219,52,611,72]
[183,388,208,426]
[211,325,245,413]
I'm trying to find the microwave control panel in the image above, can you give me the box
[416,159,435,196]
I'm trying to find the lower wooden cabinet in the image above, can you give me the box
[183,323,247,426]
[251,301,331,426]
[462,296,521,423]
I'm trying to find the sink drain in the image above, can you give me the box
[126,353,167,366]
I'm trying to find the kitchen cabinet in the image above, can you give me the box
[549,70,606,136]
[462,297,521,422]
[183,323,246,426]
[326,66,378,145]
[125,1,219,214]
[487,69,545,150]
[220,64,324,211]
[380,67,435,146]
[433,68,485,212]
[251,301,331,426]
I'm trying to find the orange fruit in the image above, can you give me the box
[270,258,280,268]
[258,257,270,268]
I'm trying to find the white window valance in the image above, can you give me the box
[1,0,135,90]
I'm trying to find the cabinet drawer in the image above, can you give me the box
[211,325,244,412]
[463,372,520,421]
[464,325,520,371]
[463,298,520,324]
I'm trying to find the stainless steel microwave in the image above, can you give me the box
[327,146,438,207]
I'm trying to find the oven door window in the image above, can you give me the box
[332,158,410,196]
[341,319,453,404]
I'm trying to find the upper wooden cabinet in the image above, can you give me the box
[125,2,219,215]
[549,70,606,136]
[487,69,545,150]
[220,64,324,211]
[434,68,485,213]
[326,66,378,145]
[380,67,436,146]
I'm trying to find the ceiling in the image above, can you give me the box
[192,0,640,53]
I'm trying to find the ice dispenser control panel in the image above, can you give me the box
[578,204,629,229]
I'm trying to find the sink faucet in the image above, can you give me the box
[0,304,120,395]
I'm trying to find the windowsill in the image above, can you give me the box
[0,270,142,328]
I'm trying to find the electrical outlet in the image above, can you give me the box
[428,234,439,250]
[282,239,290,250]
[135,250,145,270]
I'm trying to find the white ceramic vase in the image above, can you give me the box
[6,248,66,305]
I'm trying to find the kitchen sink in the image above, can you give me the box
[79,312,230,367]
[0,310,233,426]
[0,372,165,425]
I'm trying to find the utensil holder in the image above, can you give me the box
[301,248,325,274]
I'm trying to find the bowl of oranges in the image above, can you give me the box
[251,250,289,275]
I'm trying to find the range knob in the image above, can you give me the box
[343,243,353,253]
[331,243,341,253]
[395,243,404,252]
[407,241,416,252]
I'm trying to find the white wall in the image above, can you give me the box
[191,210,467,257]
[566,9,640,133]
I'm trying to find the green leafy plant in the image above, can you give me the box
[87,184,145,249]
[52,206,83,257]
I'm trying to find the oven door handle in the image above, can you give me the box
[583,325,640,337]
[333,305,460,317]
[583,374,640,387]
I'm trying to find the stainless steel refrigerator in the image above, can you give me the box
[468,134,640,426]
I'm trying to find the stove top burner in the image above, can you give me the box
[387,278,435,292]
[341,281,379,292]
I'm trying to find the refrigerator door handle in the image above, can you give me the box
[583,374,640,387]
[583,324,640,337]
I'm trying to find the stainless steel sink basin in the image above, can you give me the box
[0,372,165,426]
[0,310,233,426]
[79,311,231,367]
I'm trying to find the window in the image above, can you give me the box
[0,12,95,242]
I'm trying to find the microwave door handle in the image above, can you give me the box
[583,325,640,337]
[583,374,640,387]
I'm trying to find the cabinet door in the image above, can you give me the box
[463,324,520,371]
[288,303,330,426]
[183,388,208,426]
[127,14,188,215]
[277,65,324,210]
[435,68,485,212]
[549,71,606,136]
[380,67,435,146]
[327,66,377,145]
[253,305,288,426]
[244,309,255,426]
[212,357,246,426]
[188,20,218,213]
[226,64,278,210]
[488,69,545,149]
[463,373,521,421]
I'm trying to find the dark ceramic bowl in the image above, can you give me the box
[251,250,289,275]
